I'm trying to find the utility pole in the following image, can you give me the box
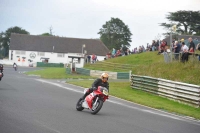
[170,24,177,62]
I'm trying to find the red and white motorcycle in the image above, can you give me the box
[0,72,3,81]
[0,64,3,81]
[76,86,109,115]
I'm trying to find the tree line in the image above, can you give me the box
[0,10,199,57]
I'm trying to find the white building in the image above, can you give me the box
[9,34,109,67]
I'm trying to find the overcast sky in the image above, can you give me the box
[0,0,200,49]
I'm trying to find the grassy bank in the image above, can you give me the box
[26,67,95,79]
[85,51,200,85]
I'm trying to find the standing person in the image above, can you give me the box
[181,42,189,63]
[92,54,96,63]
[87,55,91,63]
[172,38,176,52]
[80,73,109,100]
[196,43,200,61]
[156,40,159,51]
[188,37,195,53]
[152,40,156,51]
[174,41,181,60]
[158,40,166,54]
[120,48,124,56]
[112,48,116,58]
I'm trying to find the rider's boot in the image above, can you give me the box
[81,88,92,100]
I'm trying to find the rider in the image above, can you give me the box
[13,62,17,70]
[81,73,109,100]
[0,64,3,80]
[0,64,3,73]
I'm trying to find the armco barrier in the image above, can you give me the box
[76,68,90,76]
[66,68,130,79]
[37,62,64,67]
[117,72,130,79]
[131,74,200,107]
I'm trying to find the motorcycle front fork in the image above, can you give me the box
[92,97,99,110]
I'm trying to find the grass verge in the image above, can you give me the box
[25,67,95,79]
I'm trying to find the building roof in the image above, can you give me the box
[10,33,109,56]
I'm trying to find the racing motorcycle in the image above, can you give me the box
[0,72,3,81]
[0,64,3,81]
[76,86,109,115]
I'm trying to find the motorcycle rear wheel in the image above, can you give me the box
[91,99,103,115]
[76,98,84,111]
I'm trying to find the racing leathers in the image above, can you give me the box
[81,78,109,99]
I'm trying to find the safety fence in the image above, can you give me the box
[163,52,199,63]
[88,61,137,71]
[131,74,200,107]
[66,67,131,79]
[37,62,64,67]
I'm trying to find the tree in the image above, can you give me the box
[160,10,200,36]
[98,18,132,50]
[40,26,55,36]
[0,26,29,57]
[40,33,53,36]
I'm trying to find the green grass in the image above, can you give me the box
[85,52,200,85]
[25,52,200,119]
[26,67,95,79]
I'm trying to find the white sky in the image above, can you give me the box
[0,0,200,50]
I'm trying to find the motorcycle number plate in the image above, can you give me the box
[103,90,108,96]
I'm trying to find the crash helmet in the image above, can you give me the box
[101,73,109,82]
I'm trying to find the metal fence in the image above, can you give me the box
[131,74,200,107]
[163,52,199,63]
[66,67,130,79]
[89,61,136,71]
[37,62,64,67]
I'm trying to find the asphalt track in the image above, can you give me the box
[0,66,200,133]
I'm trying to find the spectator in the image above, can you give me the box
[172,38,176,52]
[87,55,91,63]
[181,42,189,63]
[142,45,145,52]
[92,54,96,63]
[107,52,111,59]
[120,48,124,56]
[188,37,195,53]
[95,55,98,62]
[156,40,159,51]
[174,41,181,60]
[158,40,166,54]
[112,48,116,58]
[152,40,156,51]
[116,50,121,57]
[127,49,131,55]
[196,43,200,61]
[146,43,149,51]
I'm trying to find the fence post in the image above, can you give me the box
[129,70,132,81]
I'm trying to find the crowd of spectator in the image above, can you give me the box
[85,54,98,64]
[105,37,200,62]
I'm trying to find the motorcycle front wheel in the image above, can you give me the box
[76,98,84,111]
[91,99,103,115]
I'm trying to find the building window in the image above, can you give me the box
[15,50,26,55]
[57,53,65,58]
[37,52,45,56]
